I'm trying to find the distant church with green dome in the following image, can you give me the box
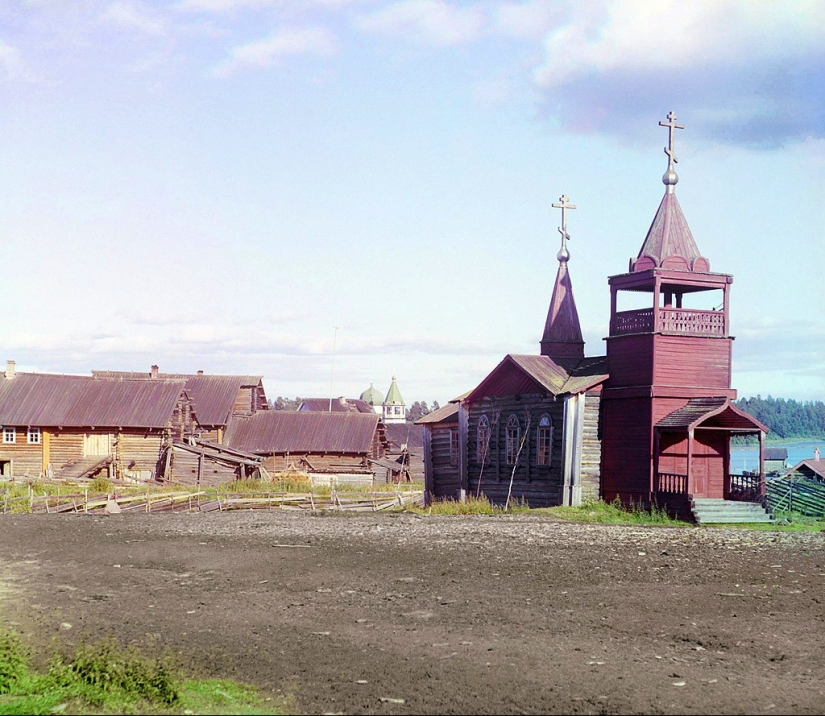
[360,377,407,424]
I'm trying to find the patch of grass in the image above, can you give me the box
[412,495,503,515]
[531,497,689,526]
[0,630,286,715]
[703,510,825,532]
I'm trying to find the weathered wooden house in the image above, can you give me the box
[0,364,196,481]
[764,447,788,475]
[420,113,772,521]
[782,458,825,482]
[92,367,268,443]
[223,411,388,485]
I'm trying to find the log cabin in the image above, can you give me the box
[92,367,268,443]
[222,411,388,486]
[0,364,196,482]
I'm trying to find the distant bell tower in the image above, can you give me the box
[600,112,764,515]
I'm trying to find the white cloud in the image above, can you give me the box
[534,1,824,87]
[529,0,825,146]
[212,25,336,76]
[0,39,23,81]
[100,1,167,35]
[493,0,565,40]
[355,0,485,46]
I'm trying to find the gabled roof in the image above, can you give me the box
[540,261,584,360]
[784,459,825,480]
[415,402,459,425]
[464,354,608,403]
[656,397,769,432]
[299,398,374,414]
[383,421,425,450]
[0,373,187,428]
[764,447,788,461]
[224,411,381,454]
[93,370,266,426]
[631,192,710,273]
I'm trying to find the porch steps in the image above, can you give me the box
[691,498,774,524]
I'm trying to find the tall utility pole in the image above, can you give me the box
[328,326,340,412]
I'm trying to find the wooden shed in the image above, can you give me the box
[223,411,388,486]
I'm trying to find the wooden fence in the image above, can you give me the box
[1,486,425,515]
[766,475,825,517]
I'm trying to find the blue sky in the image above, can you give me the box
[1,0,823,406]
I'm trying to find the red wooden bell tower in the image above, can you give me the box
[600,112,766,516]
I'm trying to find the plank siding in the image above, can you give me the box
[580,393,602,501]
[430,426,461,499]
[652,335,731,389]
[600,396,652,503]
[605,335,654,387]
[117,431,166,478]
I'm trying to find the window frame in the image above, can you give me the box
[477,414,490,463]
[505,415,520,465]
[3,427,16,444]
[27,427,41,445]
[536,414,553,466]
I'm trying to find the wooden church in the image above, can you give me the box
[419,112,771,522]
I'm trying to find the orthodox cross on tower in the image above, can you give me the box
[552,194,576,263]
[659,110,684,192]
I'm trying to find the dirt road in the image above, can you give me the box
[1,512,823,714]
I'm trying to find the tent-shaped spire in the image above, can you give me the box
[630,112,709,273]
[540,194,585,361]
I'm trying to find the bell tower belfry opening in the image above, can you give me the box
[599,112,768,518]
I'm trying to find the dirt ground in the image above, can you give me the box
[1,512,823,715]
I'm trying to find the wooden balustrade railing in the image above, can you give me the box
[611,308,726,336]
[654,472,688,494]
[727,473,763,502]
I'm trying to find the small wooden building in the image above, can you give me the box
[764,447,788,475]
[223,411,388,486]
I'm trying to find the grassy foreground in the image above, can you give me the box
[0,631,288,715]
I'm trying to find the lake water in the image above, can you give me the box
[730,440,825,473]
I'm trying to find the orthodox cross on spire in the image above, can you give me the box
[552,194,576,262]
[659,110,684,193]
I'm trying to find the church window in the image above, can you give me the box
[537,415,553,466]
[450,429,459,466]
[477,415,490,462]
[505,415,520,465]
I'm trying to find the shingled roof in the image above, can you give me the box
[0,373,188,428]
[92,370,265,426]
[464,354,608,403]
[656,397,768,432]
[224,411,381,454]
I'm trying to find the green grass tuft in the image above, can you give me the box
[0,630,287,715]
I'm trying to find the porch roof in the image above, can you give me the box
[656,397,769,433]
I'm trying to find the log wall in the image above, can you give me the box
[466,395,566,507]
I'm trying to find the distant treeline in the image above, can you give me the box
[735,396,825,440]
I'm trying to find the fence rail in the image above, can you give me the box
[1,486,425,515]
[766,476,825,517]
